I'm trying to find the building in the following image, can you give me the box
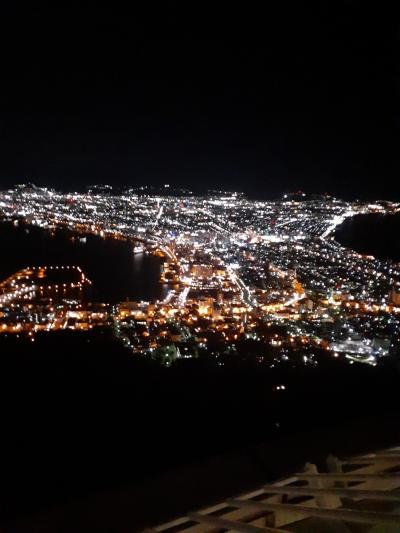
[191,265,214,279]
[389,287,400,306]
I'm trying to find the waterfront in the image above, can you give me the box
[2,189,400,363]
[1,191,400,530]
[335,213,400,262]
[0,222,166,303]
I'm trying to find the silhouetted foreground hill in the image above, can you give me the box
[0,331,399,530]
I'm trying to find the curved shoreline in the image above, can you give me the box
[334,212,400,263]
[0,221,164,302]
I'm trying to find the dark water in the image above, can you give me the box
[335,213,400,262]
[0,222,166,302]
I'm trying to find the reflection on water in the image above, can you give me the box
[0,222,167,303]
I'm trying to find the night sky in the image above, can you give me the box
[0,6,397,199]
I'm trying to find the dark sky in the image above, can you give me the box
[0,6,398,199]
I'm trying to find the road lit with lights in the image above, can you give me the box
[1,185,400,366]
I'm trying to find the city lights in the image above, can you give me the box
[1,185,399,366]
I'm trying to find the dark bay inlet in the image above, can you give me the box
[335,213,400,262]
[0,221,166,302]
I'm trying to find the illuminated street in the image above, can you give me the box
[1,185,399,366]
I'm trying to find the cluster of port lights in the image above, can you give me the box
[0,286,36,304]
[25,265,92,291]
[0,266,92,305]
